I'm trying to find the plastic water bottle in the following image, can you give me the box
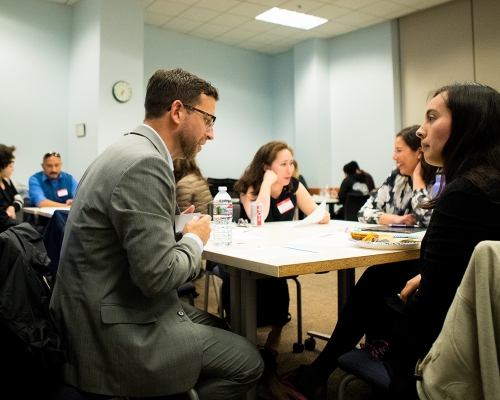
[213,186,233,246]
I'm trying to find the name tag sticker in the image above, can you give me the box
[57,188,69,197]
[277,198,294,214]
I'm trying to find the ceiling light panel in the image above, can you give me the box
[255,7,328,30]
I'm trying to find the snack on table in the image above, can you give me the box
[361,232,378,242]
[350,231,370,241]
[356,232,397,243]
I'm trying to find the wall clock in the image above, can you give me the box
[112,81,132,103]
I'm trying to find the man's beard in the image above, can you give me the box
[178,128,199,160]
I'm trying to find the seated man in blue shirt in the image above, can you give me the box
[29,152,78,207]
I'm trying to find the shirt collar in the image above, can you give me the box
[140,124,174,171]
[43,173,61,183]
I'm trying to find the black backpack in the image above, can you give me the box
[0,223,67,399]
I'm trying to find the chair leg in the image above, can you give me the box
[186,388,200,400]
[289,276,304,352]
[337,373,358,400]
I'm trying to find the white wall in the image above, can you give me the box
[144,27,275,180]
[0,0,72,188]
[1,0,441,194]
[328,21,400,187]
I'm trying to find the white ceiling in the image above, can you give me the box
[47,0,455,54]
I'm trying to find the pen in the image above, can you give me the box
[388,224,407,227]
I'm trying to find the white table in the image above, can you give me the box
[203,220,423,341]
[23,206,70,218]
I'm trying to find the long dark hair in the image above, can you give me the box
[424,83,500,208]
[0,144,16,170]
[235,141,296,197]
[173,158,205,183]
[397,125,437,185]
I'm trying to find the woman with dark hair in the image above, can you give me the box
[358,125,438,227]
[173,158,212,214]
[234,141,329,359]
[0,144,23,233]
[291,83,500,400]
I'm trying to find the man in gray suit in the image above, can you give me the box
[50,69,264,399]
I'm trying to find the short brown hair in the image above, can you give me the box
[0,144,16,170]
[144,68,219,120]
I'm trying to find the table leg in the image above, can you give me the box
[240,270,257,344]
[229,268,257,400]
[337,269,355,315]
[229,267,241,335]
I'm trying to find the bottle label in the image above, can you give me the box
[214,203,233,216]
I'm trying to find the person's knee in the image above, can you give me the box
[237,343,265,385]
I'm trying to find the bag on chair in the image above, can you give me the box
[0,223,68,399]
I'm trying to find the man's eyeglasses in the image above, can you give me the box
[44,151,61,159]
[184,104,216,128]
[167,103,216,129]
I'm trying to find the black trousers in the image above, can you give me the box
[311,260,421,399]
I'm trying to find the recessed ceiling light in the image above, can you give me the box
[255,7,328,30]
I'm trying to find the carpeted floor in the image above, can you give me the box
[193,265,376,400]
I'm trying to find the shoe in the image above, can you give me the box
[283,364,328,400]
[259,346,278,375]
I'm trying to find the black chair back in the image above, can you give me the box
[344,194,370,221]
[206,178,237,198]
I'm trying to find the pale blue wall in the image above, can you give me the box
[270,50,295,148]
[0,0,72,189]
[328,21,400,187]
[144,27,276,180]
[1,0,401,193]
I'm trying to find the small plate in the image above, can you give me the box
[348,237,421,250]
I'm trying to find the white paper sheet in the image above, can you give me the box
[286,232,350,247]
[294,200,326,227]
[221,246,320,260]
[174,213,200,232]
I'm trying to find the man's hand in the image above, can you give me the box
[183,214,212,245]
[65,199,73,206]
[6,206,15,219]
[182,205,195,214]
[399,274,421,305]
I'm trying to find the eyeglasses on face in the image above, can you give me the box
[184,104,216,128]
[167,102,216,129]
[44,151,61,159]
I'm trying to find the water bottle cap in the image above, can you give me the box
[218,186,227,191]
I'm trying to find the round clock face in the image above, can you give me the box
[112,81,132,103]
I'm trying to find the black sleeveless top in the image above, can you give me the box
[240,177,299,222]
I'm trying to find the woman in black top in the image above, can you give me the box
[235,141,329,356]
[0,144,23,233]
[292,83,500,400]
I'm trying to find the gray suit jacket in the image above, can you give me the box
[50,125,202,397]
